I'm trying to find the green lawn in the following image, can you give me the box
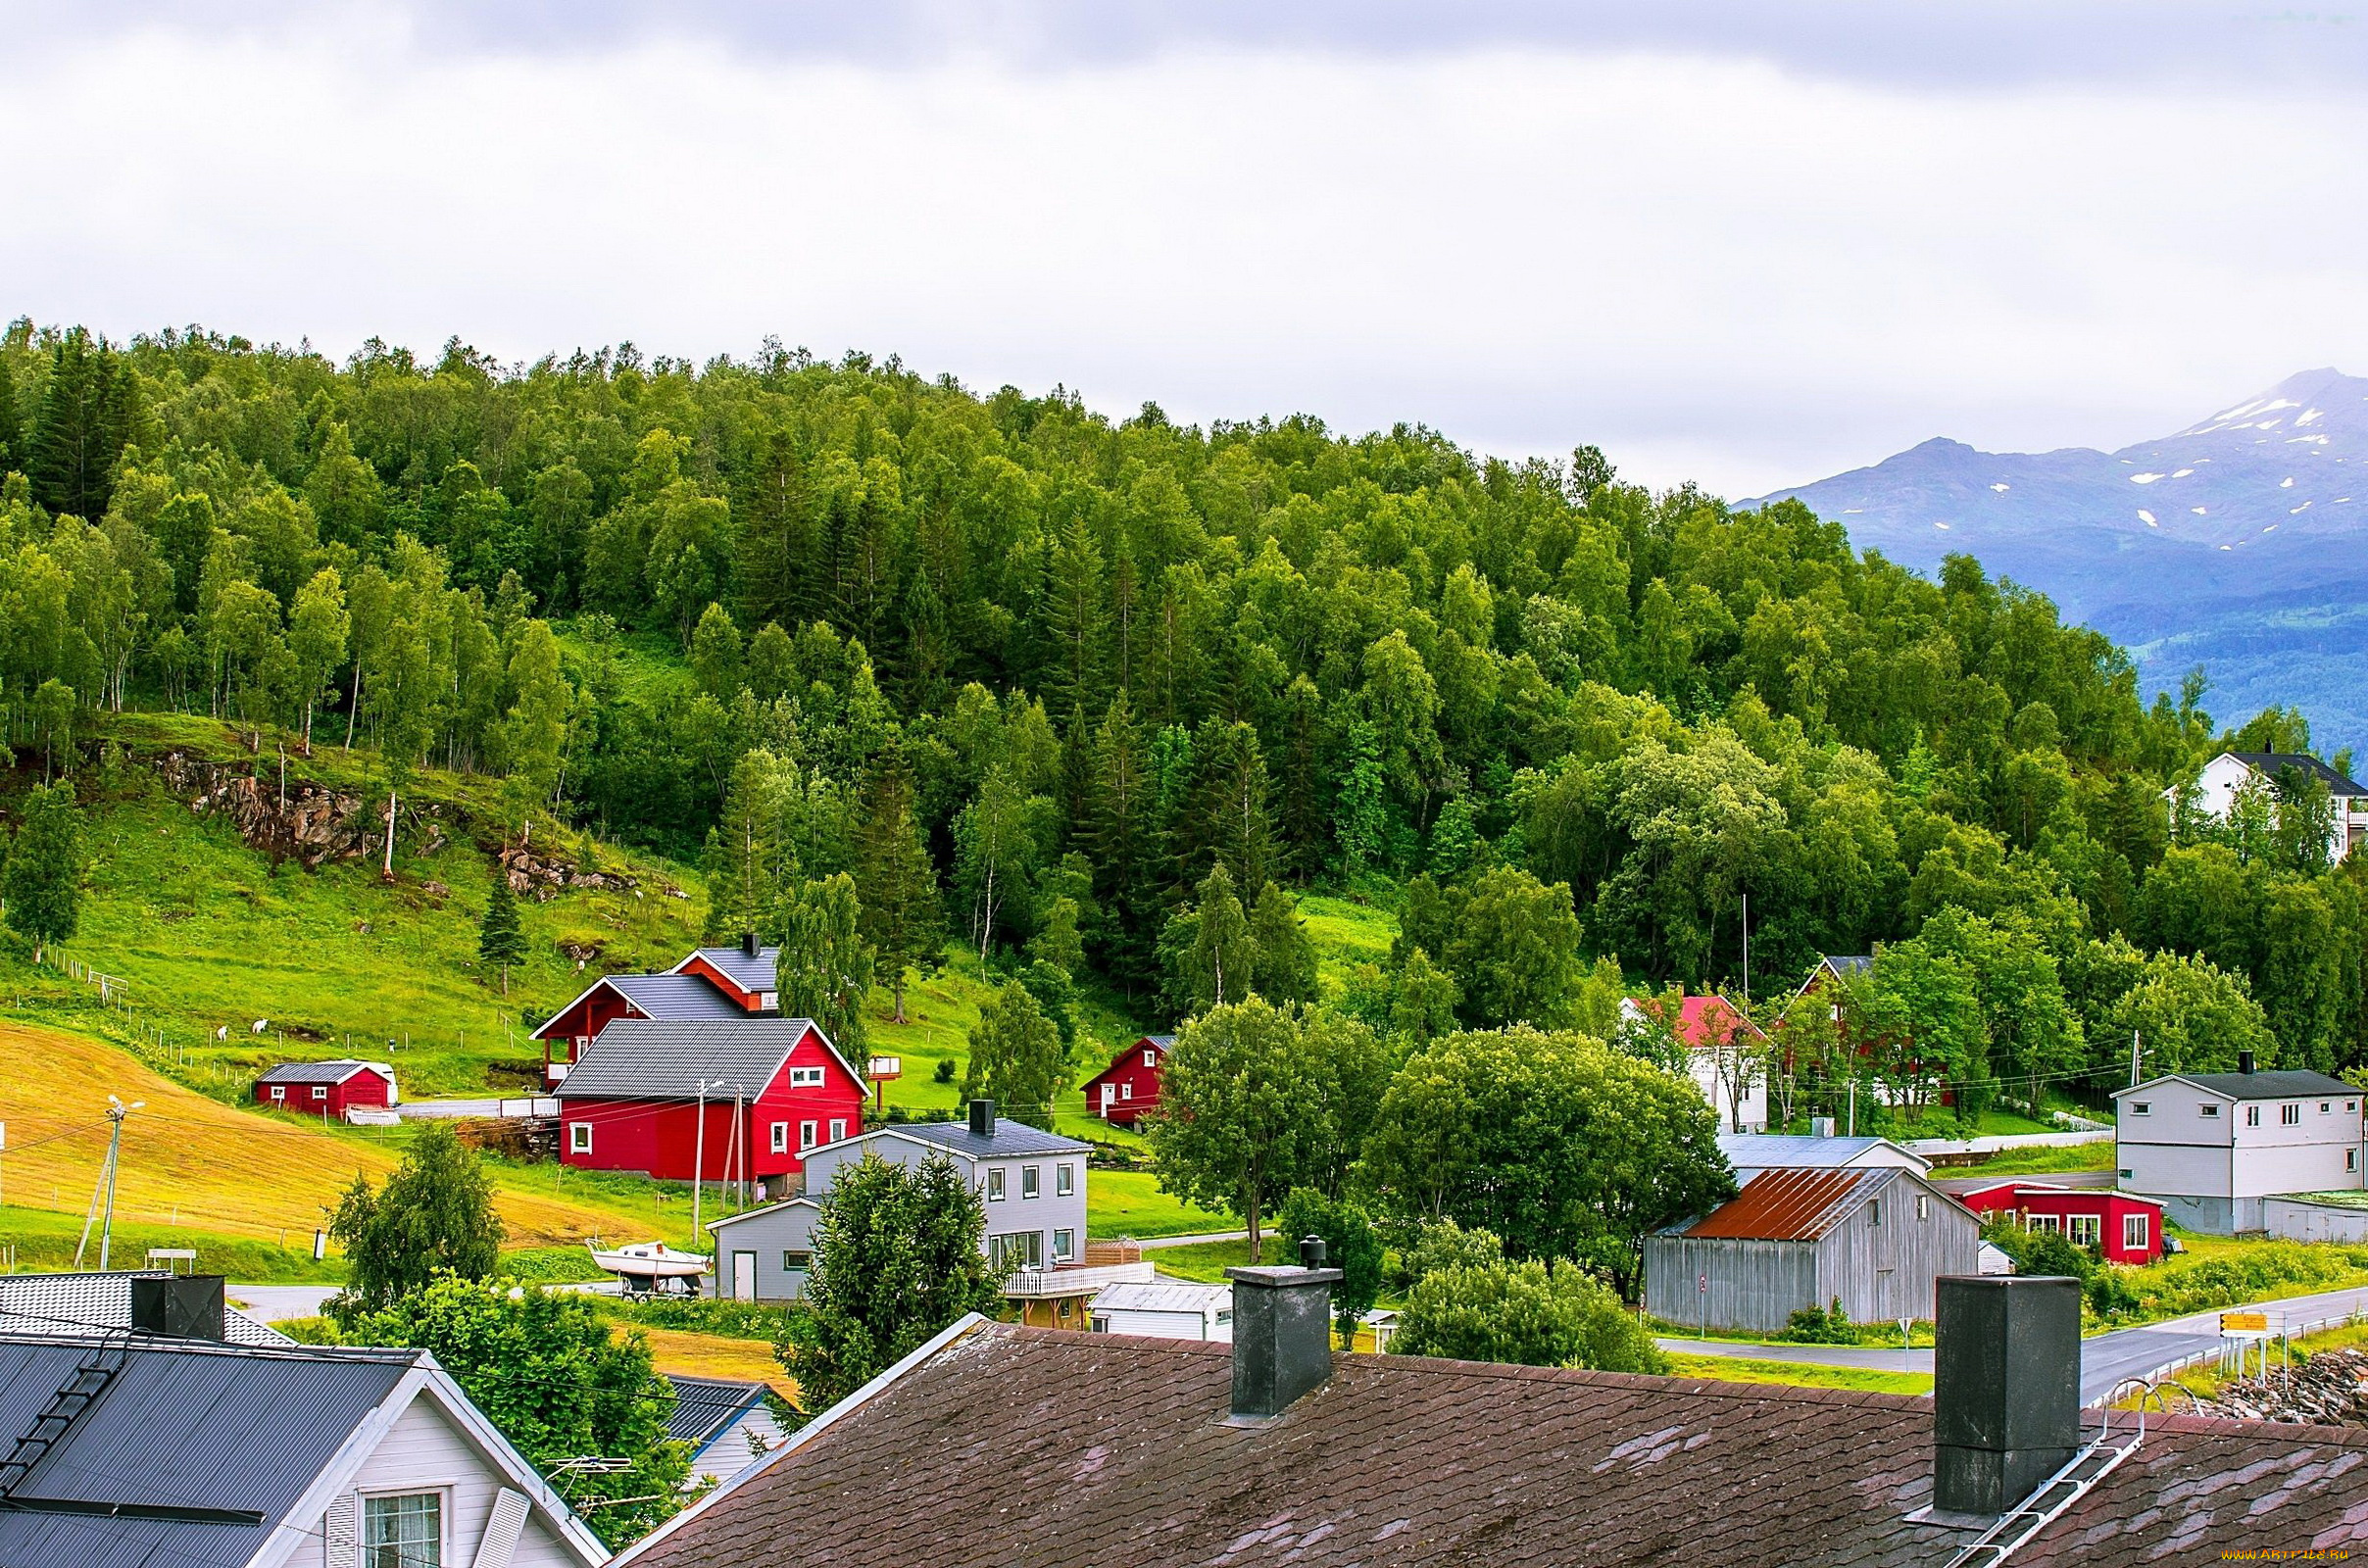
[1139,1238,1258,1281]
[1962,1141,2117,1177]
[1087,1169,1230,1239]
[1664,1353,1930,1396]
[1298,894,1397,1001]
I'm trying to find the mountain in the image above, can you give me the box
[1746,369,2368,755]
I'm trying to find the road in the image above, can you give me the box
[1138,1230,1250,1250]
[1656,1283,2368,1403]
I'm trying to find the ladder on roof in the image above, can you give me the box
[0,1333,130,1496]
[1942,1399,2146,1568]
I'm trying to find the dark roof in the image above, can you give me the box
[557,1016,828,1101]
[608,972,753,1020]
[1716,1133,1927,1172]
[679,946,780,993]
[2125,1068,2361,1102]
[622,1320,2368,1568]
[666,1376,771,1451]
[0,1273,291,1346]
[1821,954,1875,976]
[2228,751,2368,797]
[252,1058,389,1085]
[892,1119,1091,1159]
[1143,1034,1175,1049]
[0,1334,419,1568]
[1682,1167,1891,1241]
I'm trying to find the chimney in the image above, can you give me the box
[1810,1115,1837,1139]
[1224,1237,1343,1421]
[1933,1275,2081,1518]
[2238,1049,2255,1075]
[130,1274,228,1342]
[741,931,760,956]
[967,1098,995,1139]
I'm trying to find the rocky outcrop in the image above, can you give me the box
[495,843,638,902]
[161,751,376,868]
[2191,1348,2368,1427]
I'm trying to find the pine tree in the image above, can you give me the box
[477,864,527,995]
[1041,507,1107,715]
[1182,719,1276,893]
[735,426,812,632]
[1335,720,1388,879]
[854,754,942,1024]
[1088,696,1159,986]
[25,327,131,521]
[0,350,19,475]
[5,782,80,965]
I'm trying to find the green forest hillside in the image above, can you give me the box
[0,317,2359,1137]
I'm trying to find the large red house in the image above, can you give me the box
[556,1015,864,1190]
[1955,1180,2168,1265]
[1082,1035,1172,1127]
[253,1059,398,1117]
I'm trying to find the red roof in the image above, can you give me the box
[1639,995,1760,1051]
[1683,1167,1886,1241]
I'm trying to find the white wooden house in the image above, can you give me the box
[2112,1058,2365,1233]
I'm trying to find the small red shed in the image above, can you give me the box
[254,1060,398,1117]
[1082,1035,1171,1128]
[557,1016,865,1188]
[1955,1181,2167,1265]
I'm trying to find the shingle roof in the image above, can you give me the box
[892,1119,1091,1158]
[665,1375,771,1451]
[1681,1167,1890,1241]
[619,1320,2368,1568]
[557,1016,826,1101]
[0,1273,292,1346]
[679,946,780,993]
[2122,1068,2361,1102]
[0,1334,419,1568]
[252,1058,391,1085]
[2228,751,2368,797]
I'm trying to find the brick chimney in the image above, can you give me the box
[1224,1237,1343,1421]
[1933,1275,2081,1517]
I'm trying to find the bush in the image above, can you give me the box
[2117,1242,2368,1321]
[1392,1256,1665,1374]
[933,1057,958,1084]
[2085,1266,2142,1319]
[595,1296,791,1340]
[1784,1298,1854,1345]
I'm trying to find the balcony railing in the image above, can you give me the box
[998,1260,1156,1298]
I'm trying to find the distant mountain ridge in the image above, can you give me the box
[1747,368,2368,754]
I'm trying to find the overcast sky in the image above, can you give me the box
[7,1,2368,496]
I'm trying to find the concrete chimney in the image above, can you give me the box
[1810,1115,1837,1139]
[2238,1049,2255,1075]
[1224,1237,1343,1421]
[131,1274,228,1342]
[741,931,760,956]
[967,1098,995,1139]
[1933,1275,2081,1517]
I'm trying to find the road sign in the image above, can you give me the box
[1698,1274,1708,1294]
[2220,1311,2269,1335]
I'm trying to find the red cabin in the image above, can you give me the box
[556,1016,864,1190]
[1082,1035,1171,1128]
[670,938,779,1012]
[254,1060,398,1117]
[1955,1181,2167,1265]
[532,971,749,1088]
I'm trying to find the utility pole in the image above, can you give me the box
[2130,1029,2142,1089]
[1741,894,1751,1007]
[1847,1079,1857,1139]
[97,1096,143,1272]
[690,1079,715,1249]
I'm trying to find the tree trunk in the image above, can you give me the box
[382,789,397,879]
[891,967,908,1025]
[344,667,363,750]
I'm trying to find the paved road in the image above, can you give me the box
[229,1284,337,1321]
[1137,1230,1250,1250]
[1657,1283,2368,1403]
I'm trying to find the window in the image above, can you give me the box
[760,991,778,1010]
[988,1231,1042,1272]
[2068,1215,2100,1248]
[788,1065,825,1088]
[270,1086,286,1101]
[799,1119,817,1151]
[2349,1150,2360,1175]
[1053,1227,1074,1261]
[2130,1102,2150,1116]
[2348,1101,2359,1113]
[313,1086,329,1101]
[987,1168,1006,1201]
[1144,1049,1158,1068]
[828,1117,847,1144]
[1058,1298,1073,1322]
[1214,1308,1232,1326]
[363,1492,443,1568]
[2245,1105,2261,1128]
[2027,1213,2061,1235]
[2323,1102,2335,1114]
[1916,1195,1931,1221]
[1056,1162,1074,1198]
[1120,1082,1133,1101]
[2200,1103,2222,1119]
[569,1122,592,1153]
[2123,1213,2150,1251]
[783,1250,811,1271]
[2282,1103,2302,1126]
[1091,1315,1110,1333]
[769,1122,790,1153]
[1021,1165,1041,1200]
[1866,1199,1881,1227]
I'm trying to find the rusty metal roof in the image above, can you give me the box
[1682,1166,1888,1241]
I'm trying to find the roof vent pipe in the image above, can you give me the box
[1933,1275,2081,1518]
[968,1098,995,1139]
[1225,1243,1343,1421]
[2238,1049,2255,1075]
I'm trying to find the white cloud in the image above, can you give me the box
[5,20,2368,496]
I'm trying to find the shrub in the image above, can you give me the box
[1785,1298,1854,1345]
[1393,1256,1665,1374]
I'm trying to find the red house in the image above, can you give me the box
[1955,1180,2168,1265]
[253,1059,398,1117]
[556,1016,864,1190]
[1082,1035,1172,1127]
[669,938,779,1012]
[532,971,750,1088]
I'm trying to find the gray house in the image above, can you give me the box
[1645,1165,1980,1334]
[706,1198,823,1302]
[2111,1059,2365,1233]
[801,1100,1092,1276]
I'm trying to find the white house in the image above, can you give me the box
[665,1376,788,1489]
[705,1198,822,1302]
[1089,1281,1233,1341]
[1620,995,1769,1133]
[0,1321,608,1568]
[2177,751,2368,863]
[2112,1057,2365,1234]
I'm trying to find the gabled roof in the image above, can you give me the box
[613,1317,2368,1568]
[1716,1132,1931,1175]
[892,1118,1092,1159]
[1679,1166,1892,1241]
[2224,750,2368,797]
[1954,1181,2165,1211]
[1821,954,1874,977]
[2114,1068,2360,1102]
[707,1197,819,1235]
[1629,995,1766,1051]
[1082,1034,1173,1087]
[253,1058,392,1085]
[532,969,746,1040]
[556,1016,844,1101]
[674,945,781,994]
[665,1375,774,1453]
[0,1272,292,1346]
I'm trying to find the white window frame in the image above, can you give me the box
[1143,1049,1158,1068]
[270,1085,286,1101]
[1120,1082,1133,1101]
[828,1117,847,1143]
[2282,1103,2302,1126]
[2245,1105,2261,1127]
[2123,1213,2150,1251]
[769,1122,790,1154]
[987,1167,1006,1201]
[1915,1194,1930,1221]
[783,1249,811,1271]
[360,1487,447,1568]
[2199,1103,2221,1119]
[2067,1214,2101,1248]
[1053,1227,1075,1262]
[788,1065,826,1088]
[760,990,779,1010]
[568,1122,592,1153]
[1056,1162,1074,1198]
[313,1086,329,1101]
[2129,1102,2149,1116]
[2349,1149,2359,1174]
[1021,1165,1041,1200]
[2026,1213,2062,1235]
[799,1119,818,1151]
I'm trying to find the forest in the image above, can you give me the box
[0,317,2360,1127]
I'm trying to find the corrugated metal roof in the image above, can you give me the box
[682,946,780,992]
[1716,1133,1929,1174]
[1682,1167,1889,1241]
[557,1016,822,1100]
[252,1059,390,1085]
[894,1119,1091,1158]
[0,1273,291,1346]
[609,972,752,1021]
[0,1335,419,1568]
[665,1375,768,1448]
[1093,1283,1228,1315]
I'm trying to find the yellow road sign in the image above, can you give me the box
[2220,1311,2269,1334]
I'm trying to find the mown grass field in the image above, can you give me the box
[1664,1353,1931,1396]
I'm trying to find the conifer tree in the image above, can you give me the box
[5,782,80,965]
[854,754,942,1024]
[769,872,875,1054]
[477,864,526,995]
[25,327,132,521]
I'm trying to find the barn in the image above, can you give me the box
[1953,1180,2167,1264]
[252,1060,398,1117]
[1644,1165,1980,1334]
[556,1017,865,1190]
[1081,1035,1171,1127]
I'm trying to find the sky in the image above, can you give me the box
[7,1,2368,497]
